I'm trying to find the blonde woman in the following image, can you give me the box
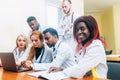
[13,34,28,62]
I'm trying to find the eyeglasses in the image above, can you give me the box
[75,26,87,32]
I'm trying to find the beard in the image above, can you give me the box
[47,43,54,48]
[64,8,71,15]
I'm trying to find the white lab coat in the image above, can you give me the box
[63,39,108,78]
[31,40,76,70]
[18,43,53,63]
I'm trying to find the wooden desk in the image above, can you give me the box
[107,55,120,62]
[0,67,108,80]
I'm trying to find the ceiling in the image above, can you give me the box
[84,0,120,13]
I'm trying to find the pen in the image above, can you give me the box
[48,67,54,73]
[48,67,63,73]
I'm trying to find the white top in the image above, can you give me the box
[62,39,108,78]
[58,12,79,50]
[58,12,79,37]
[13,48,25,62]
[31,40,76,71]
[18,43,53,63]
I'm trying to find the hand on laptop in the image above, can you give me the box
[16,61,21,66]
[21,60,32,69]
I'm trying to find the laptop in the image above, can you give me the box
[0,52,30,72]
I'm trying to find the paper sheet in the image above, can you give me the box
[28,71,69,80]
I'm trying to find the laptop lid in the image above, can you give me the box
[0,52,30,72]
[0,52,19,72]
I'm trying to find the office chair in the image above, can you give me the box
[106,50,112,55]
[107,62,120,80]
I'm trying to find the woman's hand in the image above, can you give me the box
[48,67,63,73]
[21,60,32,69]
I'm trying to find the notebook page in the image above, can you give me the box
[28,71,68,80]
[28,71,48,77]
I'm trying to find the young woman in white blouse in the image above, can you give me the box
[48,15,108,79]
[19,30,53,69]
[13,34,28,62]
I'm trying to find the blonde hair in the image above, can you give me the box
[27,30,44,60]
[16,34,28,51]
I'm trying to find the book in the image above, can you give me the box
[28,71,69,80]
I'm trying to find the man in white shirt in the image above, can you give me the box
[29,28,76,71]
[58,0,79,49]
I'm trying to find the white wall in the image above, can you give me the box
[72,0,84,16]
[0,0,84,52]
[0,0,46,52]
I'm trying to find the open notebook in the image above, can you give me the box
[0,52,30,72]
[28,71,69,80]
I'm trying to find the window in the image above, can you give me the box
[45,0,62,29]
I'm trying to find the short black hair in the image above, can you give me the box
[43,28,58,38]
[27,16,36,23]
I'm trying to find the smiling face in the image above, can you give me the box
[75,22,90,42]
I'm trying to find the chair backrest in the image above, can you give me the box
[107,62,120,80]
[106,50,112,55]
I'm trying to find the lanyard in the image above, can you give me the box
[71,12,74,23]
[39,47,45,63]
[35,47,45,63]
[63,12,74,24]
[53,41,61,59]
